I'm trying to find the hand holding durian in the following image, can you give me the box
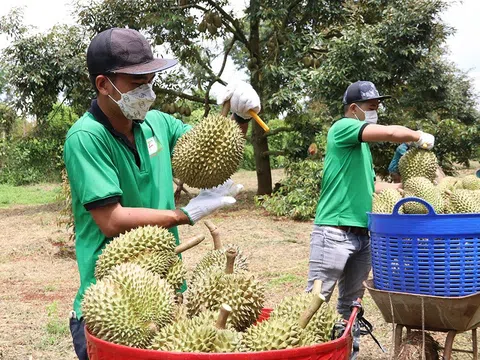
[172,80,262,189]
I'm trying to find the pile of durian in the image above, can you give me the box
[83,221,340,352]
[372,148,480,214]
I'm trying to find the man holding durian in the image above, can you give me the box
[306,81,435,319]
[63,27,260,360]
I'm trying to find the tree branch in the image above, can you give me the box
[281,0,303,31]
[263,150,286,157]
[204,0,249,47]
[154,86,215,104]
[263,126,293,137]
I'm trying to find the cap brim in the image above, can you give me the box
[113,58,178,75]
[365,95,392,102]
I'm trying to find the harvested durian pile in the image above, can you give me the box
[83,222,340,353]
[372,148,480,214]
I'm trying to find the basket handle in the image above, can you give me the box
[392,197,437,215]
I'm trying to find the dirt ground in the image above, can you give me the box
[0,168,477,359]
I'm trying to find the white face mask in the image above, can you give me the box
[108,78,156,120]
[355,105,378,124]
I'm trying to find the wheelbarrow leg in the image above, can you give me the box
[443,330,457,360]
[394,324,404,356]
[473,328,478,360]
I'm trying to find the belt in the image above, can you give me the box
[327,225,369,236]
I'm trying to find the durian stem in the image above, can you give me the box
[225,248,237,274]
[312,280,323,295]
[298,294,326,329]
[215,304,232,330]
[221,100,231,117]
[146,321,159,335]
[204,220,222,250]
[174,234,205,254]
[445,189,453,196]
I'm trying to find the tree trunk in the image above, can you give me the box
[249,0,272,195]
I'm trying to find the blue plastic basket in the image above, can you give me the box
[368,197,480,296]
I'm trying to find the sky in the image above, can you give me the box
[0,0,479,102]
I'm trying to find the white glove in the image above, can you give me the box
[181,180,244,224]
[217,81,261,119]
[415,131,435,150]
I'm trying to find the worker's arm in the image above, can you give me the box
[90,204,190,238]
[362,124,421,144]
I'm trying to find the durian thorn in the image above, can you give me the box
[312,280,323,295]
[175,234,206,254]
[398,188,405,196]
[225,248,237,274]
[146,321,159,335]
[221,100,231,117]
[298,294,326,329]
[175,292,184,305]
[204,220,223,250]
[215,303,232,330]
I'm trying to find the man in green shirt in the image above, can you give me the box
[65,28,260,360]
[307,81,435,318]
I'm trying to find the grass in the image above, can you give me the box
[0,183,60,208]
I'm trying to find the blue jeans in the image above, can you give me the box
[70,316,88,360]
[306,225,371,319]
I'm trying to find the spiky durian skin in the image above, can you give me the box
[150,318,216,352]
[460,175,480,190]
[95,226,176,279]
[187,272,265,332]
[165,257,187,292]
[150,310,240,353]
[372,188,403,214]
[403,177,444,214]
[270,293,339,344]
[189,244,248,286]
[172,114,245,189]
[240,318,314,351]
[398,148,438,182]
[82,263,175,348]
[449,189,480,213]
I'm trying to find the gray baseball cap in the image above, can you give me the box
[87,28,177,75]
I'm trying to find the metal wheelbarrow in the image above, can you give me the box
[364,279,480,359]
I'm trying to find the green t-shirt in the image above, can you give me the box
[64,104,191,318]
[314,117,375,228]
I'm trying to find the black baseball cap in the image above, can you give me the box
[87,28,178,75]
[342,81,391,105]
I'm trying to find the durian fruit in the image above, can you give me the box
[372,188,403,214]
[166,256,187,291]
[436,177,459,214]
[172,112,245,189]
[398,148,438,182]
[448,189,480,213]
[460,175,480,190]
[96,228,204,292]
[82,263,175,348]
[150,304,241,353]
[240,294,325,351]
[189,220,248,286]
[95,226,177,279]
[270,280,339,344]
[403,177,444,214]
[187,249,265,331]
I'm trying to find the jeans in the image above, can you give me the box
[70,315,88,360]
[306,225,371,319]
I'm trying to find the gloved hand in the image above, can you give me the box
[217,81,261,119]
[181,180,244,224]
[414,131,435,150]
